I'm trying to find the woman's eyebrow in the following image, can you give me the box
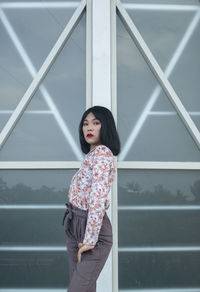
[83,118,99,121]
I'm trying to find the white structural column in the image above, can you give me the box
[92,0,111,108]
[91,0,113,291]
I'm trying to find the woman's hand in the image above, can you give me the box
[77,242,95,263]
[78,242,84,249]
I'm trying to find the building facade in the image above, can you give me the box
[0,0,200,291]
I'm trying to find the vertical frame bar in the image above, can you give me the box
[111,0,119,291]
[91,0,113,290]
[92,0,111,108]
[86,0,92,109]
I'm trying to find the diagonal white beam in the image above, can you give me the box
[117,1,200,160]
[0,1,86,160]
[119,9,200,160]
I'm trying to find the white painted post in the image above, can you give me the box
[92,0,111,108]
[91,0,113,291]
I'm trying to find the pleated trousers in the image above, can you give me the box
[62,202,113,292]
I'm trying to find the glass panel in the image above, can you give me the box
[117,13,200,161]
[120,1,200,131]
[119,252,200,289]
[118,169,200,206]
[118,169,200,290]
[0,209,66,245]
[0,3,79,131]
[0,11,86,161]
[119,210,200,246]
[0,169,74,289]
[0,252,69,288]
[0,19,32,130]
[0,169,74,205]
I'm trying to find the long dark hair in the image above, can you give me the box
[79,106,121,156]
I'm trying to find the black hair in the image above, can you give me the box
[79,106,121,156]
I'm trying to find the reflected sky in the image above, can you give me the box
[117,6,200,161]
[0,6,86,160]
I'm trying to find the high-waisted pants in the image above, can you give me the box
[62,202,113,292]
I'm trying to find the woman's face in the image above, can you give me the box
[82,112,102,147]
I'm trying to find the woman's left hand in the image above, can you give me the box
[77,242,95,263]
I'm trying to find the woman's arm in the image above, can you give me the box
[82,148,114,246]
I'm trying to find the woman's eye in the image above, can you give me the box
[83,122,100,126]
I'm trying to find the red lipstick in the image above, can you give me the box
[87,134,94,137]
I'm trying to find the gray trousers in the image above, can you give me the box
[62,202,113,292]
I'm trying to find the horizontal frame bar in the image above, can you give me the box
[0,205,200,210]
[1,110,200,116]
[119,289,200,292]
[123,4,199,11]
[0,3,199,11]
[117,161,200,169]
[0,246,200,252]
[119,246,200,252]
[0,161,200,169]
[1,288,199,292]
[118,205,200,210]
[0,290,66,292]
[0,2,80,9]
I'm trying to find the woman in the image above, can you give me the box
[62,105,120,292]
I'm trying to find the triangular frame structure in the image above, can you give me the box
[0,0,86,160]
[116,0,200,160]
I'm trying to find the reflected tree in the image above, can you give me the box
[119,178,200,205]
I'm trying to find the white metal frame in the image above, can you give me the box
[91,0,113,290]
[116,0,200,161]
[0,1,200,292]
[111,0,119,291]
[114,2,200,292]
[0,0,116,291]
[0,0,86,161]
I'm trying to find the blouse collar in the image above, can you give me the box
[87,144,102,155]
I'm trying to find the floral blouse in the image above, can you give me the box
[66,144,116,246]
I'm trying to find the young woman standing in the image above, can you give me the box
[62,105,120,292]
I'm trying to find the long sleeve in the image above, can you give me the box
[82,148,114,246]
